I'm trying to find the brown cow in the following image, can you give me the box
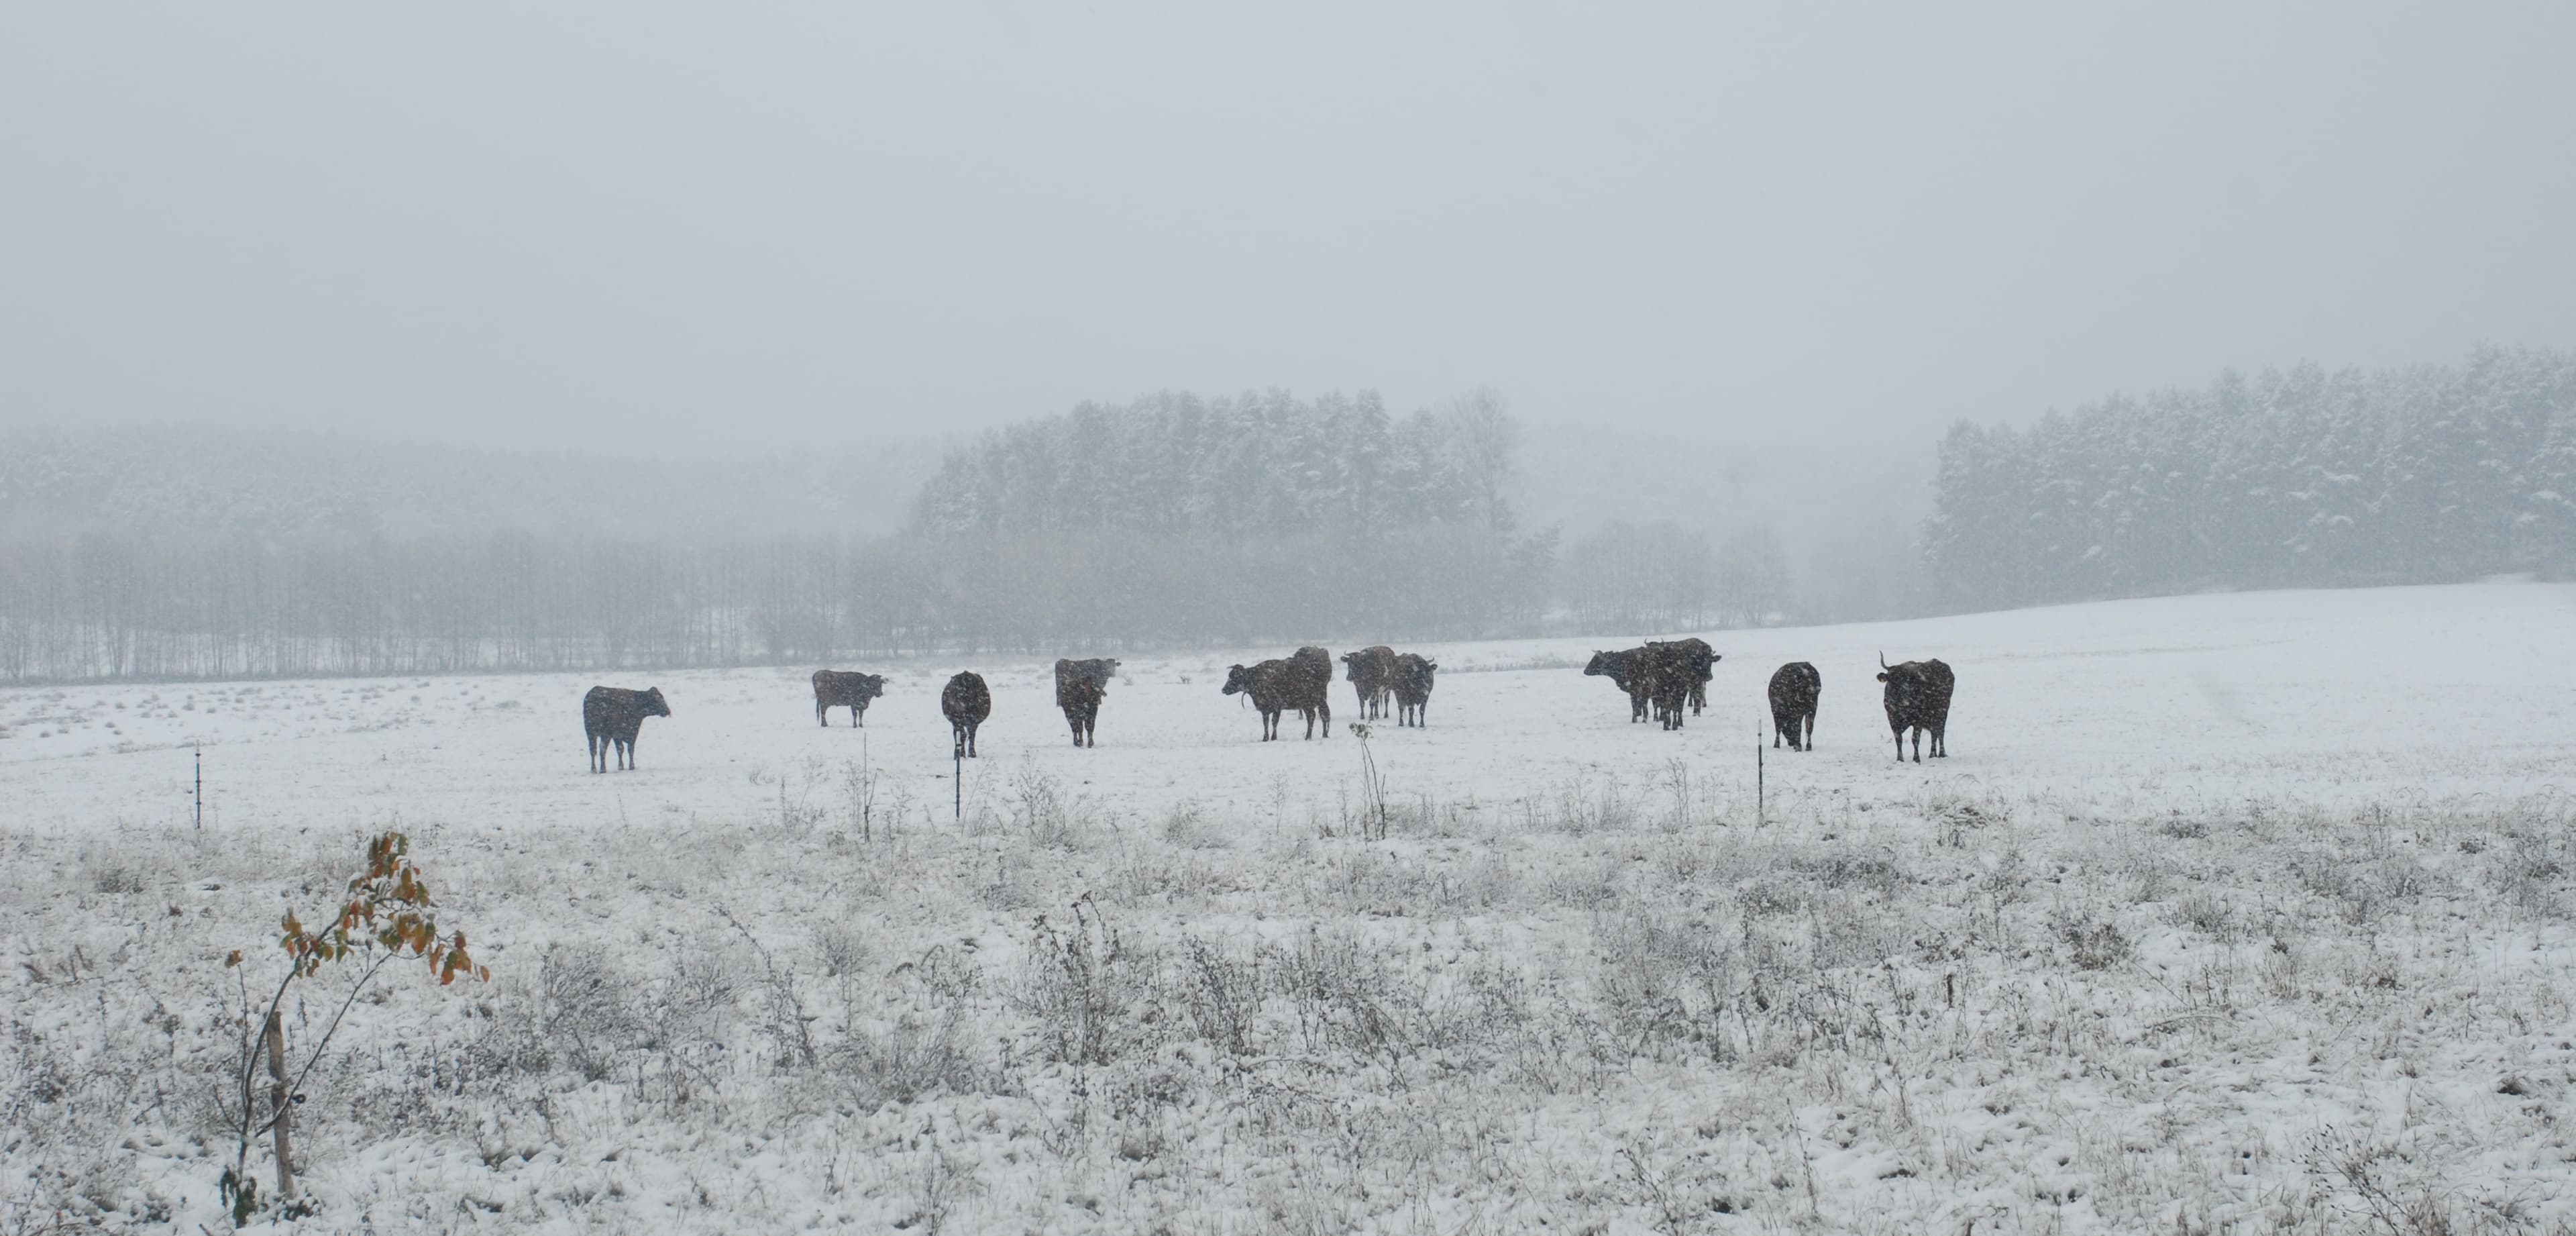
[811,670,885,727]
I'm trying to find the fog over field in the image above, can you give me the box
[6,2,2576,1233]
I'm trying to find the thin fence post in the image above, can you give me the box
[194,744,203,831]
[1756,720,1765,829]
[953,741,963,822]
[263,1010,297,1202]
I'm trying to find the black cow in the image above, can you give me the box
[1768,662,1821,751]
[1584,648,1652,723]
[811,670,886,727]
[1666,637,1721,714]
[942,671,991,758]
[1391,653,1437,727]
[1341,646,1397,720]
[1289,646,1334,737]
[1224,647,1333,740]
[1640,641,1696,730]
[1055,658,1120,748]
[583,685,669,773]
[1222,659,1294,741]
[1876,654,1954,763]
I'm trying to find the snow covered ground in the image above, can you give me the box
[6,580,2576,1232]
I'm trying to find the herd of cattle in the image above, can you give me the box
[580,643,1954,772]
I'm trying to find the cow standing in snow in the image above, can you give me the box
[1664,637,1721,714]
[942,672,991,758]
[1584,648,1652,723]
[1391,653,1437,727]
[1768,662,1820,751]
[1876,654,1954,762]
[1224,646,1334,740]
[1054,658,1120,748]
[583,685,670,772]
[811,670,886,727]
[1340,646,1397,720]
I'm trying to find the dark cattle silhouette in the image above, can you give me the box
[1666,637,1721,714]
[1391,653,1437,727]
[1340,646,1397,719]
[811,670,885,727]
[1224,646,1334,740]
[1876,654,1955,762]
[1054,658,1120,748]
[1584,648,1652,723]
[1768,662,1821,751]
[1640,641,1696,730]
[942,672,991,758]
[583,685,669,773]
[1289,646,1334,737]
[1222,659,1295,740]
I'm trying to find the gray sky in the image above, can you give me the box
[5,3,2572,456]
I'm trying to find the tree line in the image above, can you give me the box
[0,391,1574,683]
[1923,345,2576,611]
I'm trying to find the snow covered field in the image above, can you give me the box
[7,580,2576,1232]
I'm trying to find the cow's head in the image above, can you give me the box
[859,675,885,701]
[1582,652,1615,676]
[1221,664,1252,695]
[1340,651,1364,678]
[1412,660,1438,690]
[643,686,672,717]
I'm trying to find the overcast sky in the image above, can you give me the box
[5,3,2572,456]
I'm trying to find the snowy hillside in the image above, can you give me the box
[5,580,2575,1231]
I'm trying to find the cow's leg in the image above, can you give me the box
[588,733,600,773]
[1932,724,1946,758]
[1320,701,1331,738]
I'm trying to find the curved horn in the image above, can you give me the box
[1879,651,1889,670]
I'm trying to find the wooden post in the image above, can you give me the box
[1756,720,1765,829]
[263,1009,298,1202]
[194,744,203,831]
